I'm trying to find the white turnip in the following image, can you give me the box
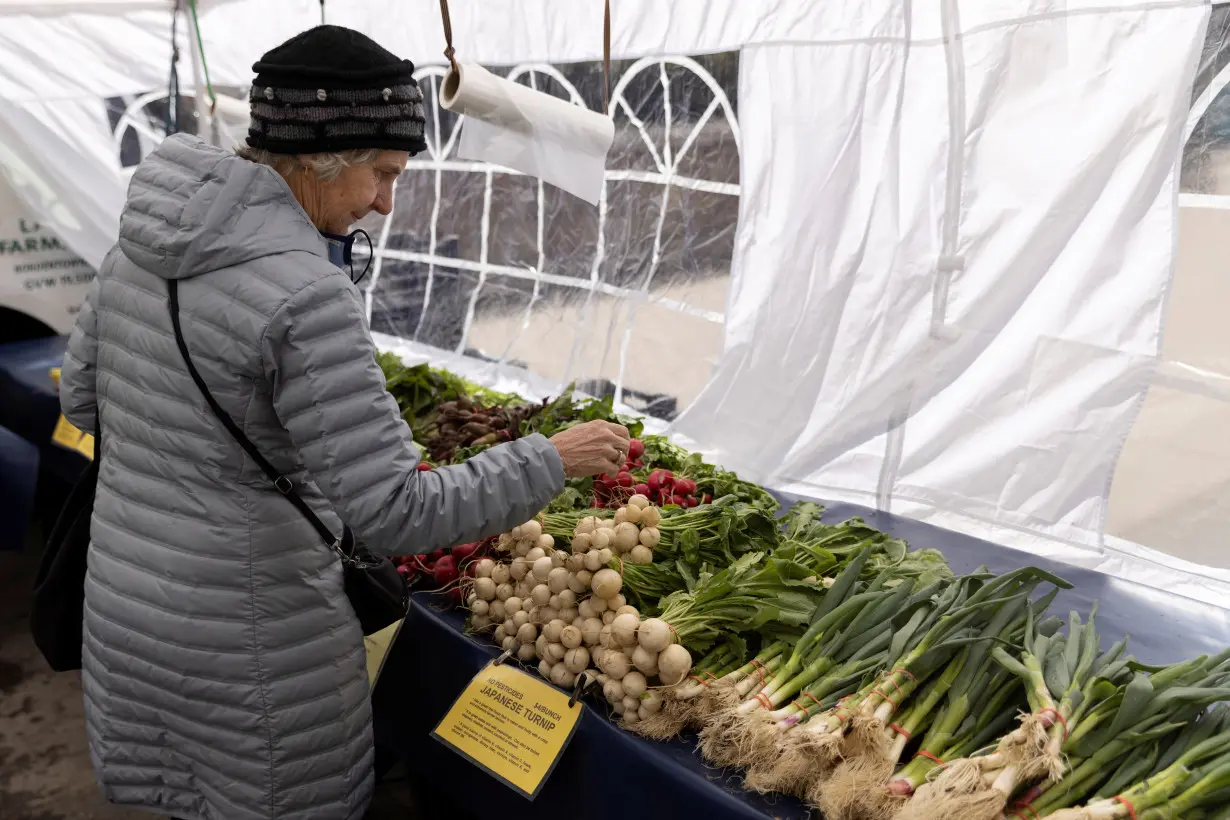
[657,644,692,686]
[612,701,626,716]
[547,567,570,594]
[577,598,597,620]
[516,623,537,644]
[538,659,553,679]
[637,618,671,653]
[607,592,625,610]
[503,636,518,653]
[599,624,615,648]
[525,546,546,563]
[564,646,590,674]
[491,562,511,585]
[558,589,577,609]
[471,615,491,630]
[560,624,583,650]
[629,546,653,565]
[575,518,596,536]
[532,556,554,582]
[613,507,628,525]
[622,695,640,714]
[475,558,496,578]
[583,550,605,572]
[591,568,622,599]
[640,690,663,714]
[602,611,616,625]
[543,619,565,643]
[613,523,640,553]
[612,613,640,647]
[589,595,609,615]
[639,507,661,528]
[589,529,612,550]
[531,584,551,607]
[603,679,625,704]
[621,671,648,698]
[628,494,650,510]
[504,596,523,615]
[639,527,661,549]
[536,534,555,551]
[517,643,537,662]
[547,642,566,662]
[571,533,592,554]
[580,617,603,646]
[471,598,490,616]
[538,606,558,623]
[549,663,570,687]
[512,610,530,628]
[560,606,579,623]
[474,577,497,601]
[603,651,631,680]
[567,573,589,595]
[509,557,529,581]
[565,553,585,573]
[494,625,507,643]
[615,605,639,618]
[521,520,543,540]
[631,645,659,676]
[597,518,615,530]
[489,600,507,622]
[514,540,532,558]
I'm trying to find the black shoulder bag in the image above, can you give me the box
[168,280,407,636]
[30,411,101,672]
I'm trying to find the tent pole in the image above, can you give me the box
[184,5,215,146]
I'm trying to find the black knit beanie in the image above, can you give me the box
[246,25,427,156]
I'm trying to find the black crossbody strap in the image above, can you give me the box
[168,280,344,553]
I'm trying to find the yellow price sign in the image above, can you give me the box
[432,661,583,799]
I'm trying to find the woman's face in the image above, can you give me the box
[311,150,409,234]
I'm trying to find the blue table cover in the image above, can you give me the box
[373,500,1230,820]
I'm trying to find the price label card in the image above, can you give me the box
[50,413,85,452]
[432,661,583,799]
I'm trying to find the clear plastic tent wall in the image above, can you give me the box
[1,0,1229,611]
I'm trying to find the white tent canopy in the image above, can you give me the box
[3,0,1230,609]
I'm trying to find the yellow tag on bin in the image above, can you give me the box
[432,661,583,799]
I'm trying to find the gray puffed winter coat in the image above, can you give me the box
[59,134,565,820]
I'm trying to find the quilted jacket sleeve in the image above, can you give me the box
[263,272,565,556]
[60,276,101,433]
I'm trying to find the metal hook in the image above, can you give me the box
[493,648,514,666]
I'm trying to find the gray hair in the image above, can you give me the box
[234,144,384,183]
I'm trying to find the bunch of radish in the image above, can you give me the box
[592,439,711,509]
[393,540,482,602]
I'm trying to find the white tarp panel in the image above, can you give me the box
[1,0,1229,606]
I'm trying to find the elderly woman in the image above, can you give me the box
[58,25,629,820]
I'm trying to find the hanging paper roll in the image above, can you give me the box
[440,61,615,206]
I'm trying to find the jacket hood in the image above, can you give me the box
[118,134,328,280]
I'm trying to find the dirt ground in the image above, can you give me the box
[0,543,421,820]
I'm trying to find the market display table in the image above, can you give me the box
[372,500,1230,820]
[0,335,88,549]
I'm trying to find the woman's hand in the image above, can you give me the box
[550,420,631,478]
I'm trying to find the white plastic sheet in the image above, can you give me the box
[2,0,1230,608]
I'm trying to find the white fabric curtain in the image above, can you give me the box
[1,0,1227,605]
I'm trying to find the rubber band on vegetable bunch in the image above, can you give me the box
[765,566,1068,809]
[992,649,1230,818]
[899,619,1230,820]
[1035,705,1230,819]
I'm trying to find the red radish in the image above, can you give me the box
[397,565,414,580]
[616,472,634,488]
[634,483,651,496]
[451,543,479,561]
[674,478,696,495]
[685,496,698,508]
[702,493,712,504]
[416,463,432,472]
[433,556,458,585]
[631,459,643,469]
[447,587,464,604]
[628,439,645,459]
